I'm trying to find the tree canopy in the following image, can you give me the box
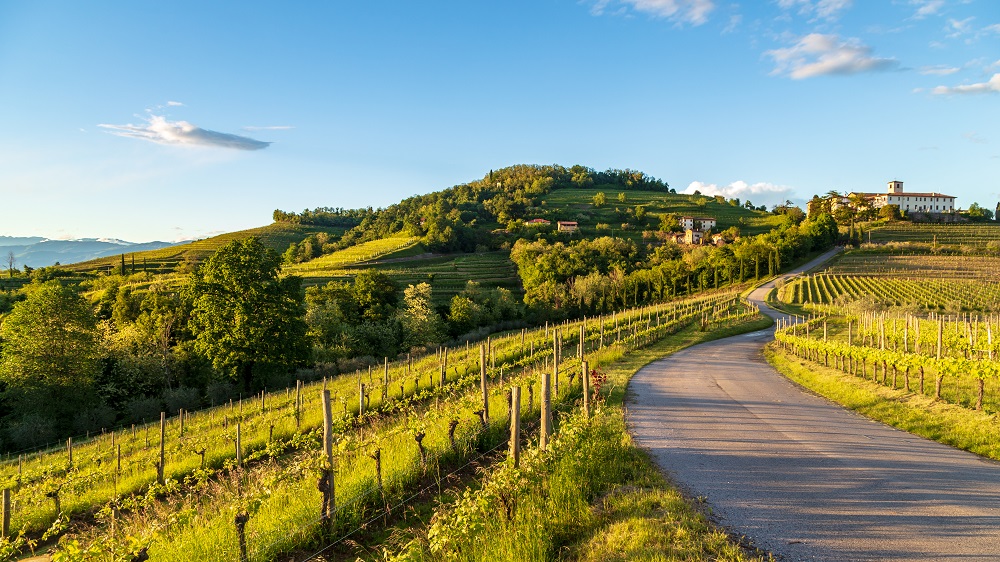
[189,237,309,390]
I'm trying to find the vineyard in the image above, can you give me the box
[284,236,423,275]
[777,273,1000,313]
[0,291,760,560]
[823,251,1000,281]
[867,223,1000,247]
[774,311,1000,415]
[295,251,523,304]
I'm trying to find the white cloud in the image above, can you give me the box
[683,180,798,208]
[919,65,960,75]
[930,73,1000,95]
[766,34,898,79]
[910,0,944,19]
[590,0,715,26]
[99,115,272,150]
[776,0,852,21]
[984,23,1000,34]
[166,100,185,107]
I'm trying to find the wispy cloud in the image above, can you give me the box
[919,65,960,75]
[590,0,715,26]
[683,180,797,207]
[776,0,852,21]
[766,34,898,79]
[910,0,945,19]
[929,73,1000,95]
[242,125,295,131]
[945,16,975,38]
[963,132,988,144]
[166,100,185,107]
[99,115,272,150]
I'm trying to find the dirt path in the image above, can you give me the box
[627,249,1000,561]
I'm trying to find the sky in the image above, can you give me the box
[0,0,997,242]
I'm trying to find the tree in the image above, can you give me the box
[0,281,102,436]
[879,204,902,222]
[591,192,607,208]
[617,192,627,203]
[6,251,14,278]
[400,283,445,350]
[189,237,309,390]
[966,202,994,222]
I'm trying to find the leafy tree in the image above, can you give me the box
[400,283,445,350]
[5,251,14,278]
[878,204,902,222]
[189,238,309,390]
[591,192,607,208]
[0,281,102,436]
[617,192,628,204]
[966,202,994,222]
[353,270,399,322]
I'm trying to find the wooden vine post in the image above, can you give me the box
[236,423,243,467]
[582,360,591,418]
[67,437,73,469]
[540,370,552,451]
[553,331,560,398]
[2,488,9,539]
[295,380,302,429]
[157,412,166,485]
[321,390,336,526]
[479,344,490,425]
[510,386,521,467]
[358,382,366,417]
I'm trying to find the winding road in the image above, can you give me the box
[628,249,1000,561]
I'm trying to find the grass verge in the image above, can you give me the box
[378,315,774,562]
[765,345,1000,461]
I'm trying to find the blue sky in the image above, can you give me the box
[0,0,997,242]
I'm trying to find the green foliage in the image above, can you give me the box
[965,202,994,222]
[591,192,606,208]
[399,282,446,350]
[189,238,309,390]
[0,281,102,440]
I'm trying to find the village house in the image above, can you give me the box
[524,218,550,226]
[557,221,579,233]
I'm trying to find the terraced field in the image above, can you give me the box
[297,251,522,303]
[64,223,344,275]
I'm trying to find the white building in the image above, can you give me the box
[850,181,956,213]
[679,216,716,231]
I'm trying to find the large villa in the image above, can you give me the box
[849,181,956,213]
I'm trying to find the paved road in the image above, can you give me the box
[628,249,1000,561]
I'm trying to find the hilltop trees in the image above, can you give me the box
[189,238,309,390]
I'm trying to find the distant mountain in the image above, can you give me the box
[0,237,179,269]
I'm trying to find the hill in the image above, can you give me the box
[0,237,177,269]
[63,222,346,275]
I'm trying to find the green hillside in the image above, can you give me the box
[64,222,345,275]
[540,188,784,239]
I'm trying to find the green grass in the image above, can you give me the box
[766,346,1000,461]
[64,223,344,274]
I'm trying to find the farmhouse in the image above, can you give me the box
[524,218,550,226]
[679,216,717,231]
[850,181,956,213]
[684,229,704,245]
[557,221,579,233]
